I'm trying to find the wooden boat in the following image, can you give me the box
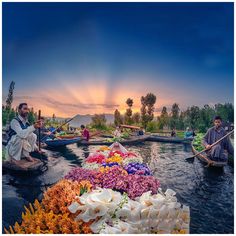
[147,135,193,144]
[191,143,227,168]
[57,135,80,139]
[44,137,81,147]
[3,158,44,172]
[78,135,150,146]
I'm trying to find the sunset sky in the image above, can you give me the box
[3,2,234,118]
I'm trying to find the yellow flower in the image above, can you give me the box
[105,155,122,164]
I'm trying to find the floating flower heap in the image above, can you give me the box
[6,144,190,234]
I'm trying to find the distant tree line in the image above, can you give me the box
[157,103,234,132]
[114,99,233,132]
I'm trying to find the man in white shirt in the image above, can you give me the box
[6,103,42,162]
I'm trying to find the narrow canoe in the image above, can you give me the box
[45,137,81,147]
[191,143,227,168]
[78,135,150,146]
[3,158,44,172]
[147,135,193,144]
[57,135,80,139]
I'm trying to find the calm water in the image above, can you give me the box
[2,142,234,233]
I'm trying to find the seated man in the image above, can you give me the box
[137,127,145,136]
[81,125,90,141]
[6,103,42,162]
[202,116,234,162]
[184,127,193,139]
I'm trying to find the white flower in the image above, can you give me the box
[76,203,109,222]
[83,163,101,170]
[90,217,107,233]
[68,201,80,214]
[113,220,136,234]
[165,188,176,197]
[100,224,121,234]
[116,199,142,222]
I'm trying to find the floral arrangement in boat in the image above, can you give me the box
[5,143,190,234]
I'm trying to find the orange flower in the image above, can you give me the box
[42,179,92,214]
[5,199,93,234]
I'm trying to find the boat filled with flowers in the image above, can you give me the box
[5,142,190,234]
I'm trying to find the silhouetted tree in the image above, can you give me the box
[114,109,123,126]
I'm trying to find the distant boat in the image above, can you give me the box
[78,135,150,146]
[44,137,81,147]
[147,135,193,144]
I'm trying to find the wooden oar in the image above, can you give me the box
[41,115,77,142]
[38,110,41,151]
[186,129,234,164]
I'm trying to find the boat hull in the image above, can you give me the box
[147,135,193,144]
[191,144,227,168]
[45,137,81,147]
[78,135,150,146]
[3,158,44,172]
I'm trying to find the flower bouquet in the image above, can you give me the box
[124,163,152,175]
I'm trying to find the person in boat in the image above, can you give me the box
[192,128,196,137]
[137,127,145,136]
[6,103,43,162]
[184,127,193,139]
[171,128,176,137]
[81,125,90,141]
[113,126,122,138]
[202,115,234,162]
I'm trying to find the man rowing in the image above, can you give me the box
[6,103,43,162]
[202,116,234,162]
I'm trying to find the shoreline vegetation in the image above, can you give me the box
[2,100,234,135]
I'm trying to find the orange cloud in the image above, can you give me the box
[5,75,181,117]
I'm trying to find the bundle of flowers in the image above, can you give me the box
[65,168,103,188]
[83,163,101,170]
[101,162,120,168]
[122,156,143,165]
[6,144,190,234]
[5,181,93,234]
[105,154,123,164]
[65,166,159,199]
[68,188,190,234]
[42,179,92,214]
[99,146,111,152]
[123,151,137,158]
[86,153,106,164]
[124,163,152,176]
[108,150,125,158]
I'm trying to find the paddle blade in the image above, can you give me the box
[185,156,195,163]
